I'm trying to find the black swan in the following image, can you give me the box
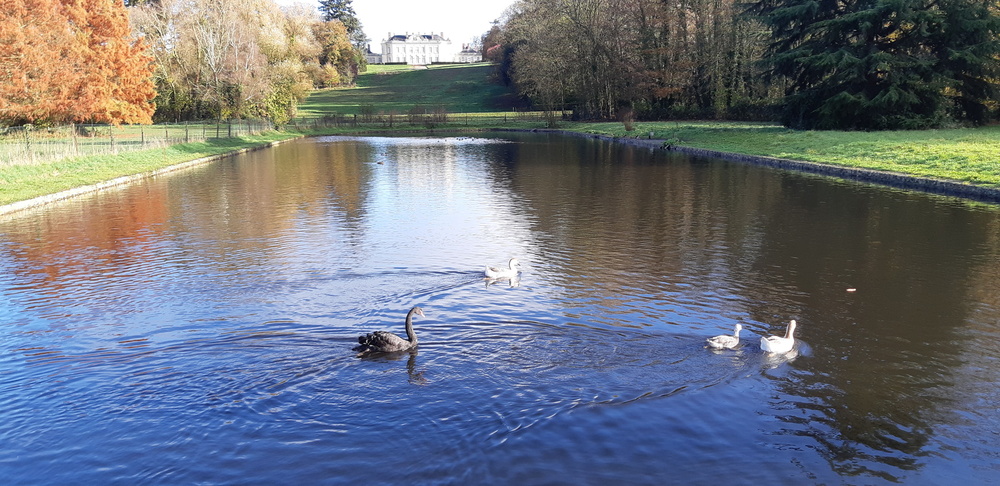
[354,306,424,353]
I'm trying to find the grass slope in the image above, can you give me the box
[298,63,516,117]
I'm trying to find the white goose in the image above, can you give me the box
[706,324,742,350]
[760,319,797,354]
[485,258,521,279]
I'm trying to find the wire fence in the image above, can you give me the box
[1,111,564,166]
[0,119,273,166]
[288,110,564,131]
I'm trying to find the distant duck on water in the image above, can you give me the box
[706,324,742,350]
[354,306,424,353]
[760,319,797,354]
[485,258,521,279]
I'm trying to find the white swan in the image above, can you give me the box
[485,258,521,279]
[354,306,424,353]
[760,319,797,354]
[706,324,742,349]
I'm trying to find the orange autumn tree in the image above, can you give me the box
[60,0,156,124]
[0,0,76,124]
[0,0,155,125]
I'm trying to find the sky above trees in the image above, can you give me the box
[278,0,515,51]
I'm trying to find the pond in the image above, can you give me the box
[1,133,999,484]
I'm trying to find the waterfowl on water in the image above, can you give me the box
[760,319,797,354]
[485,258,521,279]
[354,306,424,353]
[706,324,742,350]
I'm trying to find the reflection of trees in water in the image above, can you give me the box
[0,182,173,317]
[504,133,1000,480]
[748,188,997,480]
[769,364,940,481]
[0,138,377,312]
[507,135,739,313]
[2,144,364,353]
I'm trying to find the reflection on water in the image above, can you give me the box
[1,133,999,484]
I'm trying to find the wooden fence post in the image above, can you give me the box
[23,127,33,164]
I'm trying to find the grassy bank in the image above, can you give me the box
[0,132,300,206]
[559,121,1000,189]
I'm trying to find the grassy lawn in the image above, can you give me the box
[297,63,516,117]
[0,132,301,206]
[561,121,1000,189]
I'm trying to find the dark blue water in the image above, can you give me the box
[1,133,999,484]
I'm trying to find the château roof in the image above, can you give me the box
[386,33,449,42]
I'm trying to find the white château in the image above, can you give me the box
[373,33,481,65]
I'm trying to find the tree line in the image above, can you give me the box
[130,0,366,124]
[5,0,997,130]
[1,0,367,126]
[489,0,1000,129]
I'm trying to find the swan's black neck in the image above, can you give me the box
[404,308,419,344]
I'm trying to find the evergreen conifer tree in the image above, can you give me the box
[751,0,1000,129]
[318,0,367,48]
